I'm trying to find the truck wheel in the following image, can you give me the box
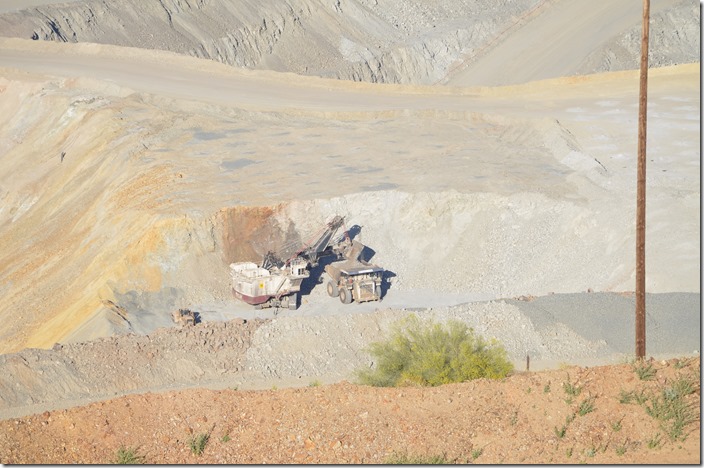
[339,287,353,304]
[326,281,339,297]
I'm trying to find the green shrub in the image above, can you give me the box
[355,315,513,387]
[114,446,143,464]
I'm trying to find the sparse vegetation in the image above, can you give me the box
[615,444,627,456]
[543,382,551,394]
[674,358,691,370]
[554,424,567,439]
[610,418,623,432]
[509,411,518,426]
[585,447,596,457]
[355,315,513,387]
[308,380,321,387]
[221,433,231,443]
[562,376,582,397]
[385,452,452,464]
[618,389,634,404]
[554,414,575,439]
[577,396,596,416]
[189,432,210,456]
[619,388,648,405]
[114,446,144,464]
[643,376,698,441]
[633,360,657,381]
[647,433,663,449]
[471,448,483,460]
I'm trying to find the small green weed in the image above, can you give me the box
[554,413,574,439]
[114,446,143,464]
[647,433,662,449]
[566,447,573,458]
[509,411,518,426]
[610,418,622,432]
[634,390,649,405]
[525,386,532,394]
[308,380,321,387]
[562,377,582,397]
[585,447,596,457]
[554,425,567,438]
[189,432,210,456]
[615,444,627,456]
[471,448,483,460]
[577,397,596,416]
[543,382,551,394]
[221,434,231,443]
[633,360,657,381]
[620,388,648,405]
[618,389,634,404]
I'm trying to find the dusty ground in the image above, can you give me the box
[0,357,699,464]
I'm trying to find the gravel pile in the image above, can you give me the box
[0,319,264,417]
[0,292,698,420]
[243,292,700,381]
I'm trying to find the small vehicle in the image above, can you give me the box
[324,239,384,304]
[230,256,309,310]
[172,308,196,327]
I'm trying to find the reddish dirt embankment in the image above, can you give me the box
[0,357,699,464]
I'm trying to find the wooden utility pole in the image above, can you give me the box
[635,0,650,360]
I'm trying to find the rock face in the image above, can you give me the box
[0,0,698,85]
